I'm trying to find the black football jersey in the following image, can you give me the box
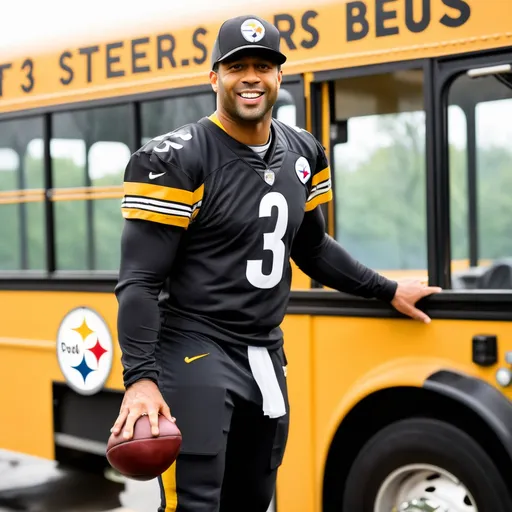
[121,114,332,347]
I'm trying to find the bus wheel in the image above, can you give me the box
[342,418,512,512]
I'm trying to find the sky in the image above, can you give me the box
[0,0,317,52]
[0,1,228,50]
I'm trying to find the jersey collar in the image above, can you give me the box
[200,115,286,183]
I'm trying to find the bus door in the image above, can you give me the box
[438,51,512,294]
[295,58,512,512]
[313,62,428,281]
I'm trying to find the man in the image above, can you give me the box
[111,14,441,512]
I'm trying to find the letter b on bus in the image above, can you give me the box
[346,1,370,41]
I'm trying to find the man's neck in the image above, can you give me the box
[215,110,271,146]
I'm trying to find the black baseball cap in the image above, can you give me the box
[211,15,287,69]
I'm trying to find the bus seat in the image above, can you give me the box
[451,266,487,289]
[477,258,512,290]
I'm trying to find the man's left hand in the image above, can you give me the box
[391,278,442,324]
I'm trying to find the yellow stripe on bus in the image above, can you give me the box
[0,189,45,204]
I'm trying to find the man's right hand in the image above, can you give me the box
[110,379,175,440]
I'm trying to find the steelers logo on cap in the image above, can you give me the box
[241,19,266,43]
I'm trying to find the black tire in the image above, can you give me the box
[342,418,512,511]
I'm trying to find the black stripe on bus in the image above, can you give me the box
[0,276,511,321]
[287,290,512,320]
[0,273,117,292]
[0,75,304,122]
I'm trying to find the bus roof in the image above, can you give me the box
[1,0,511,114]
[1,0,319,58]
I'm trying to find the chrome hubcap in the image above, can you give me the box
[397,498,447,511]
[374,464,477,512]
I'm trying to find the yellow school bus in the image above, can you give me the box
[2,0,512,510]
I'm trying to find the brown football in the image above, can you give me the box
[106,415,182,481]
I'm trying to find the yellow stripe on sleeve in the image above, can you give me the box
[121,208,190,227]
[305,189,333,212]
[124,182,194,206]
[192,183,204,204]
[311,166,331,187]
[121,182,204,228]
[191,183,204,221]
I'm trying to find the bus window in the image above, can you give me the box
[0,117,45,271]
[274,88,297,127]
[330,69,426,279]
[141,92,215,144]
[448,72,512,290]
[89,140,131,270]
[52,105,132,271]
[141,88,299,145]
[447,105,469,276]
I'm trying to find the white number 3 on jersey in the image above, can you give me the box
[246,192,289,289]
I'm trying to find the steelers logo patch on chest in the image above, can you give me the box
[295,157,311,184]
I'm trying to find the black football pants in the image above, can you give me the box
[156,325,289,512]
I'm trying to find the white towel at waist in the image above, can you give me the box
[247,346,286,419]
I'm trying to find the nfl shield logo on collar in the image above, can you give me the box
[295,157,311,184]
[264,170,275,186]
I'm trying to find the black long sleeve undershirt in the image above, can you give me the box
[291,207,398,302]
[115,219,182,388]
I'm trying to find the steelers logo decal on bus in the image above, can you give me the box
[56,307,113,396]
[295,156,311,184]
[241,19,266,43]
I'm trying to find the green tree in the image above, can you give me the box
[332,113,501,271]
[334,113,427,270]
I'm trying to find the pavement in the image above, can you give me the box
[0,450,275,512]
[0,449,160,512]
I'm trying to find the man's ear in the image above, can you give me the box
[209,70,218,93]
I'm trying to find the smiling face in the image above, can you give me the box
[210,53,283,124]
